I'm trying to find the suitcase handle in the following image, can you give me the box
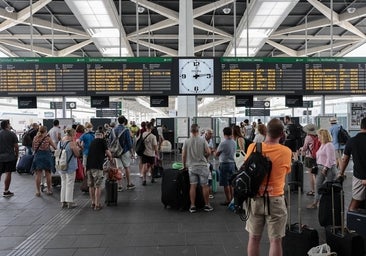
[286,182,302,233]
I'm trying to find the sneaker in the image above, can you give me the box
[3,191,14,198]
[127,183,136,190]
[209,194,214,199]
[118,187,123,192]
[189,206,197,213]
[142,181,146,186]
[203,205,213,212]
[151,178,156,183]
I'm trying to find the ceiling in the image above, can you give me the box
[0,0,366,116]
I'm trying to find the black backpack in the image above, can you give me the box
[21,130,33,147]
[338,126,351,145]
[231,142,272,221]
[135,133,151,157]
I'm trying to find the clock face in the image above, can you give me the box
[179,59,214,94]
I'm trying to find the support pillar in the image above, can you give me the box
[177,0,197,117]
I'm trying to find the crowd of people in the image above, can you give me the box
[0,115,365,256]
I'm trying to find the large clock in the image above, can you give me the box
[179,59,214,94]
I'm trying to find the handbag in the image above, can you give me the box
[307,243,337,256]
[234,150,245,170]
[103,158,123,181]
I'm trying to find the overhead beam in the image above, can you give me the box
[194,39,230,53]
[333,40,366,57]
[127,19,178,39]
[57,39,93,56]
[129,0,178,20]
[0,0,52,31]
[0,45,18,57]
[307,0,366,39]
[0,39,53,56]
[193,0,234,18]
[128,38,178,56]
[265,40,298,56]
[136,34,229,40]
[269,34,361,40]
[297,40,359,56]
[0,34,90,40]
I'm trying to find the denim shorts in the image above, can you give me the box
[219,162,236,187]
[188,165,209,185]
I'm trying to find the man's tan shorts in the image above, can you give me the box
[245,196,287,239]
[352,176,366,201]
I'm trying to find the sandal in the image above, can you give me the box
[94,205,103,211]
[306,191,315,196]
[46,190,53,195]
[35,192,41,197]
[91,203,95,209]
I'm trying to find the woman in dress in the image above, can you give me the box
[58,127,80,208]
[232,125,246,169]
[31,126,57,196]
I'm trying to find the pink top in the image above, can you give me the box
[316,142,336,168]
[302,135,314,158]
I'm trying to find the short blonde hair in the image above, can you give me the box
[317,128,332,144]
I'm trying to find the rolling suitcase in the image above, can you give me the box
[325,183,364,256]
[347,209,366,237]
[289,160,303,192]
[161,169,180,209]
[176,170,205,211]
[283,183,319,256]
[105,179,118,206]
[318,181,342,227]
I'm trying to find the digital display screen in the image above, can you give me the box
[220,58,304,95]
[235,95,253,107]
[305,58,366,94]
[285,95,303,107]
[150,95,169,107]
[91,96,109,108]
[18,96,37,109]
[0,58,85,96]
[86,57,173,95]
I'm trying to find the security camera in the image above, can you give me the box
[5,6,14,13]
[223,7,231,15]
[347,7,356,14]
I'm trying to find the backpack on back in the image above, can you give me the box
[22,131,33,147]
[310,135,321,159]
[54,141,71,171]
[231,142,272,220]
[109,128,127,158]
[338,125,351,145]
[135,133,151,157]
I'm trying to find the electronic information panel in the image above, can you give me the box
[86,57,172,95]
[305,58,366,94]
[220,58,304,95]
[0,58,85,96]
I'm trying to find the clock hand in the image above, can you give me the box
[193,73,211,79]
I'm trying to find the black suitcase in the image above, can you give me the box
[283,183,319,256]
[289,160,303,192]
[347,209,366,237]
[176,170,205,211]
[161,169,180,209]
[105,179,118,206]
[161,169,205,211]
[318,181,342,227]
[325,183,364,256]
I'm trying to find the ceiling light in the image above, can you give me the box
[223,7,231,15]
[347,7,356,14]
[5,6,14,13]
[137,6,145,14]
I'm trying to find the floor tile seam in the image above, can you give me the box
[5,199,88,256]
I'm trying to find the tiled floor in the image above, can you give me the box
[0,159,359,256]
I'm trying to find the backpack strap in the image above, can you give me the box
[257,142,272,215]
[33,135,48,154]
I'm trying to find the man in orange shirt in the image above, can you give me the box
[245,118,292,256]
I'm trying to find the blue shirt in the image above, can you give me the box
[79,131,95,156]
[111,125,132,154]
[329,124,345,150]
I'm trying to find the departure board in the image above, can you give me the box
[305,58,366,94]
[220,57,304,95]
[86,57,172,95]
[0,58,85,96]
